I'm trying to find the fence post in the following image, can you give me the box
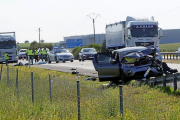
[0,64,3,80]
[77,81,80,120]
[49,75,52,103]
[7,65,9,87]
[173,73,177,91]
[162,75,166,87]
[119,85,123,116]
[31,72,34,103]
[16,68,19,98]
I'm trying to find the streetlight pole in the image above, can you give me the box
[87,13,100,44]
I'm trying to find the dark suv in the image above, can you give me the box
[79,48,97,61]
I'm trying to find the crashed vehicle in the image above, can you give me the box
[93,46,164,83]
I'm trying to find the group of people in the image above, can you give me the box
[26,47,48,64]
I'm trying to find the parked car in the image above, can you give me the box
[93,46,164,83]
[48,49,74,63]
[79,48,97,61]
[18,49,27,59]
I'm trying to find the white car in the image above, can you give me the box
[48,49,74,63]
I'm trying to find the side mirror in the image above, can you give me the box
[159,28,163,38]
[110,59,116,64]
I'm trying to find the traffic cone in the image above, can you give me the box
[38,55,40,61]
[22,55,24,60]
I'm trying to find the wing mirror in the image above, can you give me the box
[110,59,116,64]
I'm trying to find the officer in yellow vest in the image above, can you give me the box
[34,48,39,62]
[25,48,29,59]
[28,48,34,64]
[40,47,43,62]
[42,47,47,62]
[4,52,9,66]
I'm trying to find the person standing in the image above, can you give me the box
[34,48,39,63]
[25,48,29,60]
[4,52,9,66]
[42,47,47,62]
[28,48,34,64]
[40,47,44,62]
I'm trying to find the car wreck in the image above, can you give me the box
[93,46,177,84]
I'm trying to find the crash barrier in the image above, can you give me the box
[1,65,180,119]
[161,52,180,60]
[144,73,180,91]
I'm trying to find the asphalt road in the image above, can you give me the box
[10,59,180,88]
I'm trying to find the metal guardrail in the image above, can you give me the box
[144,73,180,91]
[161,52,180,60]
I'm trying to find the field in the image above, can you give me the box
[159,42,180,52]
[0,65,180,119]
[18,43,56,48]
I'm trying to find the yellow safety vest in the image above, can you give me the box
[34,50,38,55]
[43,50,47,55]
[28,50,33,55]
[4,53,9,60]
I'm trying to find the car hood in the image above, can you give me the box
[56,53,73,56]
[123,48,153,59]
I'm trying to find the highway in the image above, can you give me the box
[11,59,180,88]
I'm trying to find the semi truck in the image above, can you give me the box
[106,16,162,50]
[0,32,18,63]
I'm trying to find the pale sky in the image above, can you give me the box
[0,0,180,43]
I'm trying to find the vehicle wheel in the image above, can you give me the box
[79,59,81,62]
[71,60,73,62]
[63,61,65,63]
[55,57,59,63]
[82,58,84,62]
[120,70,126,84]
[48,58,51,64]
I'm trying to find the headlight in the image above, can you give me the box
[83,54,87,56]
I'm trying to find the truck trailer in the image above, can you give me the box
[106,16,162,50]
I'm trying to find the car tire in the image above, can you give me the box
[48,58,51,64]
[63,61,65,63]
[55,57,59,63]
[79,59,81,62]
[71,60,73,62]
[82,58,84,62]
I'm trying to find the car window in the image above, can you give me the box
[97,54,112,63]
[20,50,26,52]
[83,48,96,52]
[55,49,69,53]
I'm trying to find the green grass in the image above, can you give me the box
[159,42,180,52]
[18,43,56,48]
[1,65,180,119]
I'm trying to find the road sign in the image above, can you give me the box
[66,39,83,48]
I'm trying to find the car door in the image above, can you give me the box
[93,53,120,82]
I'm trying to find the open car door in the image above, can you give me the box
[93,53,120,82]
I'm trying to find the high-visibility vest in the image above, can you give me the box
[4,53,9,60]
[42,50,47,55]
[40,49,43,54]
[26,49,29,54]
[28,50,33,55]
[34,50,38,55]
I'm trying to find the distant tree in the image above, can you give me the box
[41,43,53,50]
[88,43,102,52]
[30,41,39,50]
[101,39,106,52]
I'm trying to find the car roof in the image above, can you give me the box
[114,46,147,52]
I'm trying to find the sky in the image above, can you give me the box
[0,0,180,43]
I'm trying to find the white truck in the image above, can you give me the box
[0,32,18,63]
[106,16,162,50]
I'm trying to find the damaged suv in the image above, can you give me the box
[93,46,163,83]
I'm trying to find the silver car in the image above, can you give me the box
[93,46,163,83]
[48,49,74,63]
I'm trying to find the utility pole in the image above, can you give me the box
[37,28,42,47]
[87,13,100,44]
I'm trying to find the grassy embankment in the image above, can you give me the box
[0,65,180,119]
[159,42,180,52]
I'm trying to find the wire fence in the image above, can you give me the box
[0,65,180,119]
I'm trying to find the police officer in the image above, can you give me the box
[40,47,44,62]
[34,48,39,62]
[42,47,47,62]
[28,48,34,64]
[4,52,9,66]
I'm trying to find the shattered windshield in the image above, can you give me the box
[0,41,16,49]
